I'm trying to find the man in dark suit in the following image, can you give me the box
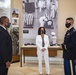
[0,16,12,75]
[60,17,76,75]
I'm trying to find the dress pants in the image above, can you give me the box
[0,63,8,75]
[64,59,76,75]
[37,50,50,74]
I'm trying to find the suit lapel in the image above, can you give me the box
[0,26,10,38]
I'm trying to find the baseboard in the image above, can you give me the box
[23,56,63,64]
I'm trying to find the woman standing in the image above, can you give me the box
[36,27,50,75]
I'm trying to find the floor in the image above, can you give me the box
[8,62,64,75]
[8,51,64,75]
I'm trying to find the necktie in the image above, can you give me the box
[42,37,45,47]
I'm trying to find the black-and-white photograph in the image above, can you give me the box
[10,27,19,55]
[23,0,35,28]
[23,0,58,29]
[22,0,58,45]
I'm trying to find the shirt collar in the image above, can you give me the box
[68,26,73,30]
[0,25,6,30]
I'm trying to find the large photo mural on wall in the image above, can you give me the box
[22,0,58,45]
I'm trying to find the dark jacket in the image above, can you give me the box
[62,27,76,60]
[0,26,12,63]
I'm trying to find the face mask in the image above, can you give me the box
[65,23,71,28]
[6,23,11,28]
[40,30,44,34]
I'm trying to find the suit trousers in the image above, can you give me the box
[64,59,76,75]
[37,50,50,74]
[0,63,8,75]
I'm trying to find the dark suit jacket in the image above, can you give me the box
[62,27,76,60]
[0,26,12,63]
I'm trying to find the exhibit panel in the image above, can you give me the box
[11,8,20,62]
[11,8,19,55]
[22,0,59,59]
[22,0,58,46]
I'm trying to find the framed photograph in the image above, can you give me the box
[12,9,19,27]
[12,17,19,24]
[12,9,19,18]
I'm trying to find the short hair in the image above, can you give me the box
[66,17,74,21]
[0,16,8,25]
[38,27,46,35]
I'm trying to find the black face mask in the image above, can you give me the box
[7,23,11,28]
[65,23,71,28]
[5,22,11,28]
[40,30,44,34]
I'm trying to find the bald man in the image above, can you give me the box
[0,16,12,75]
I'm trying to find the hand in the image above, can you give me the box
[42,48,46,52]
[6,61,11,68]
